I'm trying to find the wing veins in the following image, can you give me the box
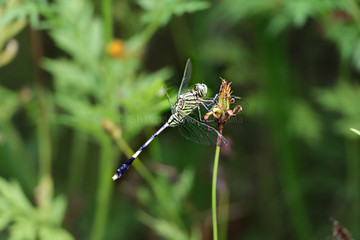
[177,59,192,101]
[178,115,227,145]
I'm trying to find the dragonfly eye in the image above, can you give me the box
[195,83,207,97]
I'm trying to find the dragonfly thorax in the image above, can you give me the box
[194,83,207,97]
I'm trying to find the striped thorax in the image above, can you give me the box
[167,83,208,126]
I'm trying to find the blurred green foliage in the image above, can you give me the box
[0,178,72,240]
[1,0,360,239]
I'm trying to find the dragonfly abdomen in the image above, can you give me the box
[112,122,169,180]
[167,112,185,126]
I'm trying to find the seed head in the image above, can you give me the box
[205,78,243,124]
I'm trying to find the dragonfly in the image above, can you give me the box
[112,59,227,180]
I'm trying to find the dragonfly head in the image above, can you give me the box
[194,83,208,97]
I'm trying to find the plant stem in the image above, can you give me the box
[68,132,88,195]
[218,180,229,240]
[255,25,311,239]
[35,82,53,209]
[212,145,220,240]
[102,0,113,42]
[29,27,53,209]
[212,125,223,240]
[345,137,360,235]
[90,135,115,240]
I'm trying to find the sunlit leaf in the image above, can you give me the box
[0,178,73,240]
[9,219,37,240]
[350,128,360,135]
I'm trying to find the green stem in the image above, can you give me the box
[68,132,88,195]
[345,137,360,234]
[218,180,229,240]
[212,144,221,240]
[102,0,113,42]
[35,84,53,209]
[254,23,311,239]
[90,135,115,240]
[37,89,51,182]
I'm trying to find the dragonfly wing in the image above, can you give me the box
[177,114,227,145]
[163,88,175,113]
[177,59,192,100]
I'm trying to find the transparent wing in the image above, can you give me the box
[177,114,227,145]
[177,59,192,100]
[163,88,175,113]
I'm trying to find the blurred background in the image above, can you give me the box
[1,0,360,239]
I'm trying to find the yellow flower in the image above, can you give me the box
[106,39,124,58]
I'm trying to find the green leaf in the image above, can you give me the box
[325,21,360,70]
[0,178,33,213]
[267,13,293,35]
[138,212,189,240]
[0,87,19,121]
[288,100,322,144]
[174,169,194,200]
[173,1,209,15]
[9,219,37,240]
[0,178,73,240]
[119,68,172,137]
[43,59,97,96]
[39,226,74,240]
[49,195,68,224]
[138,0,209,26]
[316,81,360,134]
[48,0,104,64]
[0,211,11,231]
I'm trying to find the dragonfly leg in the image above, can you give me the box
[197,105,214,123]
[201,94,218,111]
[199,94,218,122]
[200,95,218,112]
[201,102,218,112]
[163,88,174,109]
[197,106,205,122]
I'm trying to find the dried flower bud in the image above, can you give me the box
[19,87,33,104]
[102,118,122,140]
[205,78,243,124]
